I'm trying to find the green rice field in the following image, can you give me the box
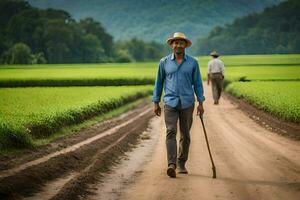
[220,66,300,81]
[225,81,300,122]
[198,54,300,81]
[0,86,152,149]
[0,63,157,86]
[199,54,300,66]
[0,54,299,87]
[0,54,299,150]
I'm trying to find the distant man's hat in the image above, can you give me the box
[210,50,219,56]
[166,32,192,48]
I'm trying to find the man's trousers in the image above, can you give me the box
[164,103,194,167]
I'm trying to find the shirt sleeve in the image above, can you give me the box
[152,60,165,103]
[193,60,205,103]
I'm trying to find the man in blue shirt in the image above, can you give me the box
[152,32,205,178]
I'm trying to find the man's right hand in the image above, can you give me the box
[154,103,161,116]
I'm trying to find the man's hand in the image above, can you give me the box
[196,102,204,116]
[154,103,161,116]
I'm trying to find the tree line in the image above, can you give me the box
[0,0,167,64]
[195,0,300,55]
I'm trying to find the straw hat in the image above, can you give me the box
[210,50,219,56]
[166,32,192,48]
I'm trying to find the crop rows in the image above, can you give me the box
[1,64,300,87]
[225,81,300,122]
[198,54,300,66]
[0,86,152,149]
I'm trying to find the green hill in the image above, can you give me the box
[0,0,169,64]
[28,0,283,43]
[196,0,300,55]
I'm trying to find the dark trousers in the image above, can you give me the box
[164,103,194,167]
[210,73,223,103]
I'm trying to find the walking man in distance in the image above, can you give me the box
[207,51,225,105]
[152,32,205,178]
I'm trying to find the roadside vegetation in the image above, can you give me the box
[0,86,152,149]
[226,81,300,122]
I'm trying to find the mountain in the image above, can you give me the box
[28,0,283,43]
[195,0,300,55]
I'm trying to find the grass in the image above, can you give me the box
[225,81,300,122]
[0,86,153,149]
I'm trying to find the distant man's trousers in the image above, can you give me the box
[210,73,223,103]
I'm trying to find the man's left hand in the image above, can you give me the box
[196,103,204,116]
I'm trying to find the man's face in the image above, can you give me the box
[171,39,187,55]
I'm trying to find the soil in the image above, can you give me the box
[0,83,299,200]
[223,92,300,140]
[119,83,300,200]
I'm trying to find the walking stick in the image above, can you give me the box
[199,115,217,179]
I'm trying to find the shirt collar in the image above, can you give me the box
[171,53,187,60]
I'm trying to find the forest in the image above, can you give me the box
[28,0,282,42]
[0,0,166,64]
[195,0,300,55]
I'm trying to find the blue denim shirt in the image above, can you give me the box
[152,53,205,109]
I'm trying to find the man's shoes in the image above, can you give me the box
[177,164,188,174]
[214,100,219,105]
[167,164,176,178]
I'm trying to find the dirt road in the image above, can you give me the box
[0,83,299,200]
[89,83,300,200]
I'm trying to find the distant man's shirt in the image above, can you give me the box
[207,58,225,75]
[152,53,205,109]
